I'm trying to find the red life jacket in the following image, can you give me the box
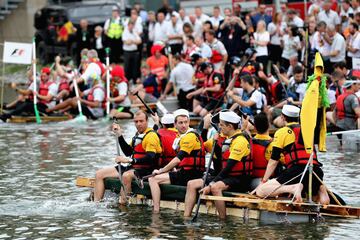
[157,128,178,168]
[251,138,271,178]
[204,70,224,99]
[131,130,159,170]
[194,68,206,88]
[178,131,206,171]
[335,92,358,120]
[38,81,55,104]
[87,85,106,109]
[27,81,34,101]
[284,124,321,168]
[221,133,252,176]
[210,49,223,63]
[110,78,129,98]
[59,78,70,92]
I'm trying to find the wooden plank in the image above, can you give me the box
[76,176,95,188]
[130,103,157,108]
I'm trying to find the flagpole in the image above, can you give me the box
[0,59,5,114]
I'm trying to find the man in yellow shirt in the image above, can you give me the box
[149,109,205,213]
[93,110,162,204]
[255,105,329,204]
[184,111,252,219]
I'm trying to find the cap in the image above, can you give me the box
[219,111,241,124]
[111,65,125,78]
[282,105,300,118]
[173,109,189,118]
[343,81,355,89]
[41,67,51,75]
[161,113,175,124]
[171,11,179,18]
[112,6,119,11]
[230,56,241,66]
[151,44,164,55]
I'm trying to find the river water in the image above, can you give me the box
[0,120,359,239]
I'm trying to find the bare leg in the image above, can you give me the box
[94,166,120,201]
[184,179,203,217]
[119,170,135,204]
[148,173,171,213]
[56,90,70,101]
[256,179,303,202]
[192,99,200,111]
[110,109,133,119]
[199,108,209,117]
[193,105,203,115]
[46,98,76,113]
[318,185,330,205]
[210,181,229,219]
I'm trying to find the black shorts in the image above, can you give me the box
[115,165,153,179]
[276,165,323,195]
[169,169,203,186]
[200,99,223,111]
[116,106,134,118]
[206,175,252,192]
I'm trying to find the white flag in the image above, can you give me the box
[3,41,32,65]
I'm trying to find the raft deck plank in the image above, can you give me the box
[9,115,71,123]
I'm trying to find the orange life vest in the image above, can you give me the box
[251,138,271,178]
[335,92,359,120]
[221,133,252,176]
[178,131,206,171]
[284,124,321,168]
[157,128,178,168]
[204,70,224,99]
[131,130,159,170]
[87,85,106,109]
[38,81,55,104]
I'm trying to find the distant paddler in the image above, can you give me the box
[254,105,330,204]
[93,110,162,204]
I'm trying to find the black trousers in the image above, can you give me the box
[123,50,140,84]
[178,88,195,111]
[8,101,47,116]
[107,38,123,63]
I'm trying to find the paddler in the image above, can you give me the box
[93,110,162,204]
[255,105,330,204]
[184,111,252,219]
[148,109,205,213]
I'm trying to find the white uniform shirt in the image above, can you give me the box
[166,22,183,45]
[254,31,270,56]
[312,31,331,58]
[347,32,360,58]
[154,21,169,43]
[208,39,227,70]
[330,33,346,63]
[267,22,287,45]
[209,15,224,29]
[46,82,59,108]
[122,27,141,51]
[281,35,301,60]
[169,62,196,92]
[85,84,105,118]
[116,82,131,107]
[318,10,340,27]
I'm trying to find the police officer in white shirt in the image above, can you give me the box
[327,24,346,65]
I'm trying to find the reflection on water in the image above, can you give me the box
[0,121,359,239]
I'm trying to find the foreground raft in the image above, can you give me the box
[76,177,360,224]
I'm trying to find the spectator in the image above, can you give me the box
[146,44,169,91]
[195,36,212,59]
[286,9,304,28]
[251,4,272,29]
[146,11,156,57]
[76,19,92,65]
[92,26,105,62]
[353,0,360,14]
[346,22,360,68]
[122,21,142,84]
[252,20,270,74]
[318,0,341,31]
[154,12,169,43]
[194,6,210,24]
[210,6,224,31]
[287,56,303,78]
[340,0,354,31]
[312,21,332,72]
[167,12,184,55]
[124,8,143,35]
[327,24,346,67]
[233,4,244,21]
[308,0,323,16]
[134,2,148,23]
[268,13,287,67]
[281,25,302,69]
[183,35,198,62]
[189,14,203,38]
[104,6,123,63]
[178,8,190,25]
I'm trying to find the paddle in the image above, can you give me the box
[114,120,127,197]
[32,37,41,124]
[105,48,111,117]
[326,129,360,136]
[72,77,87,122]
[192,138,218,222]
[133,91,164,128]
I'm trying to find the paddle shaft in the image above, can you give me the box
[133,91,163,128]
[73,78,83,115]
[32,38,41,124]
[327,129,360,136]
[105,48,110,116]
[192,138,218,222]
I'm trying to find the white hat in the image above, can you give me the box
[173,109,189,118]
[219,111,241,124]
[282,105,300,118]
[112,6,119,11]
[161,113,175,124]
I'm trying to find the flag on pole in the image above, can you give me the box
[3,42,32,65]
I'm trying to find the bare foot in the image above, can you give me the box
[318,185,330,205]
[293,184,303,203]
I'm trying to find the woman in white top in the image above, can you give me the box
[252,20,270,74]
[281,25,301,69]
[267,13,286,66]
[346,22,360,68]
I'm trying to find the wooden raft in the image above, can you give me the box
[8,115,71,123]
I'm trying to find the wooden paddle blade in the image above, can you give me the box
[76,177,95,188]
